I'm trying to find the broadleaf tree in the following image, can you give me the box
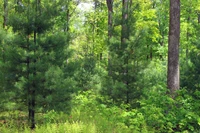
[167,0,180,96]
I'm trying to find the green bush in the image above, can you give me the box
[70,90,151,133]
[140,87,200,132]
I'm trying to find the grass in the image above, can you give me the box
[0,118,128,133]
[0,110,133,133]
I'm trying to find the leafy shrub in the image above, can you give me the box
[70,90,151,132]
[140,86,200,132]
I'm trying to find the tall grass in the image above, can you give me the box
[0,109,134,133]
[1,121,96,133]
[0,116,131,133]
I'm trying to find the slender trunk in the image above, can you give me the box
[66,9,70,32]
[65,1,70,64]
[2,0,8,78]
[186,15,190,63]
[29,0,40,129]
[2,0,7,80]
[30,30,36,129]
[121,0,129,103]
[158,0,165,60]
[158,17,164,60]
[29,0,40,128]
[3,0,8,28]
[106,0,113,38]
[27,36,32,128]
[150,47,153,59]
[167,0,180,96]
[106,0,113,76]
[121,0,129,48]
[146,45,152,60]
[27,0,32,128]
[198,12,200,23]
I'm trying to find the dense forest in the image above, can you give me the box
[0,0,200,132]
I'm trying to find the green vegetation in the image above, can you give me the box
[1,0,200,132]
[1,88,200,132]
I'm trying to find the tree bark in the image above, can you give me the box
[106,0,113,76]
[167,0,180,95]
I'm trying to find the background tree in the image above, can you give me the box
[181,0,200,92]
[106,0,113,76]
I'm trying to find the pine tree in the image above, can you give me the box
[7,0,70,128]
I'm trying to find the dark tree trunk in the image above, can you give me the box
[106,0,113,76]
[2,0,8,65]
[121,0,129,47]
[25,0,34,129]
[121,0,129,103]
[167,0,180,96]
[3,0,8,28]
[106,0,113,38]
[28,0,41,129]
[147,45,153,60]
[29,89,35,129]
[27,37,32,128]
[63,0,70,32]
[66,9,70,32]
[29,22,36,130]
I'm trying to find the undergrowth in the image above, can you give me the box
[1,88,200,133]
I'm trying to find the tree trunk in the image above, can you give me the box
[167,0,180,96]
[186,14,190,63]
[2,0,8,67]
[106,0,113,38]
[121,0,129,103]
[66,8,70,32]
[121,0,129,48]
[106,0,113,76]
[3,0,8,28]
[27,36,32,128]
